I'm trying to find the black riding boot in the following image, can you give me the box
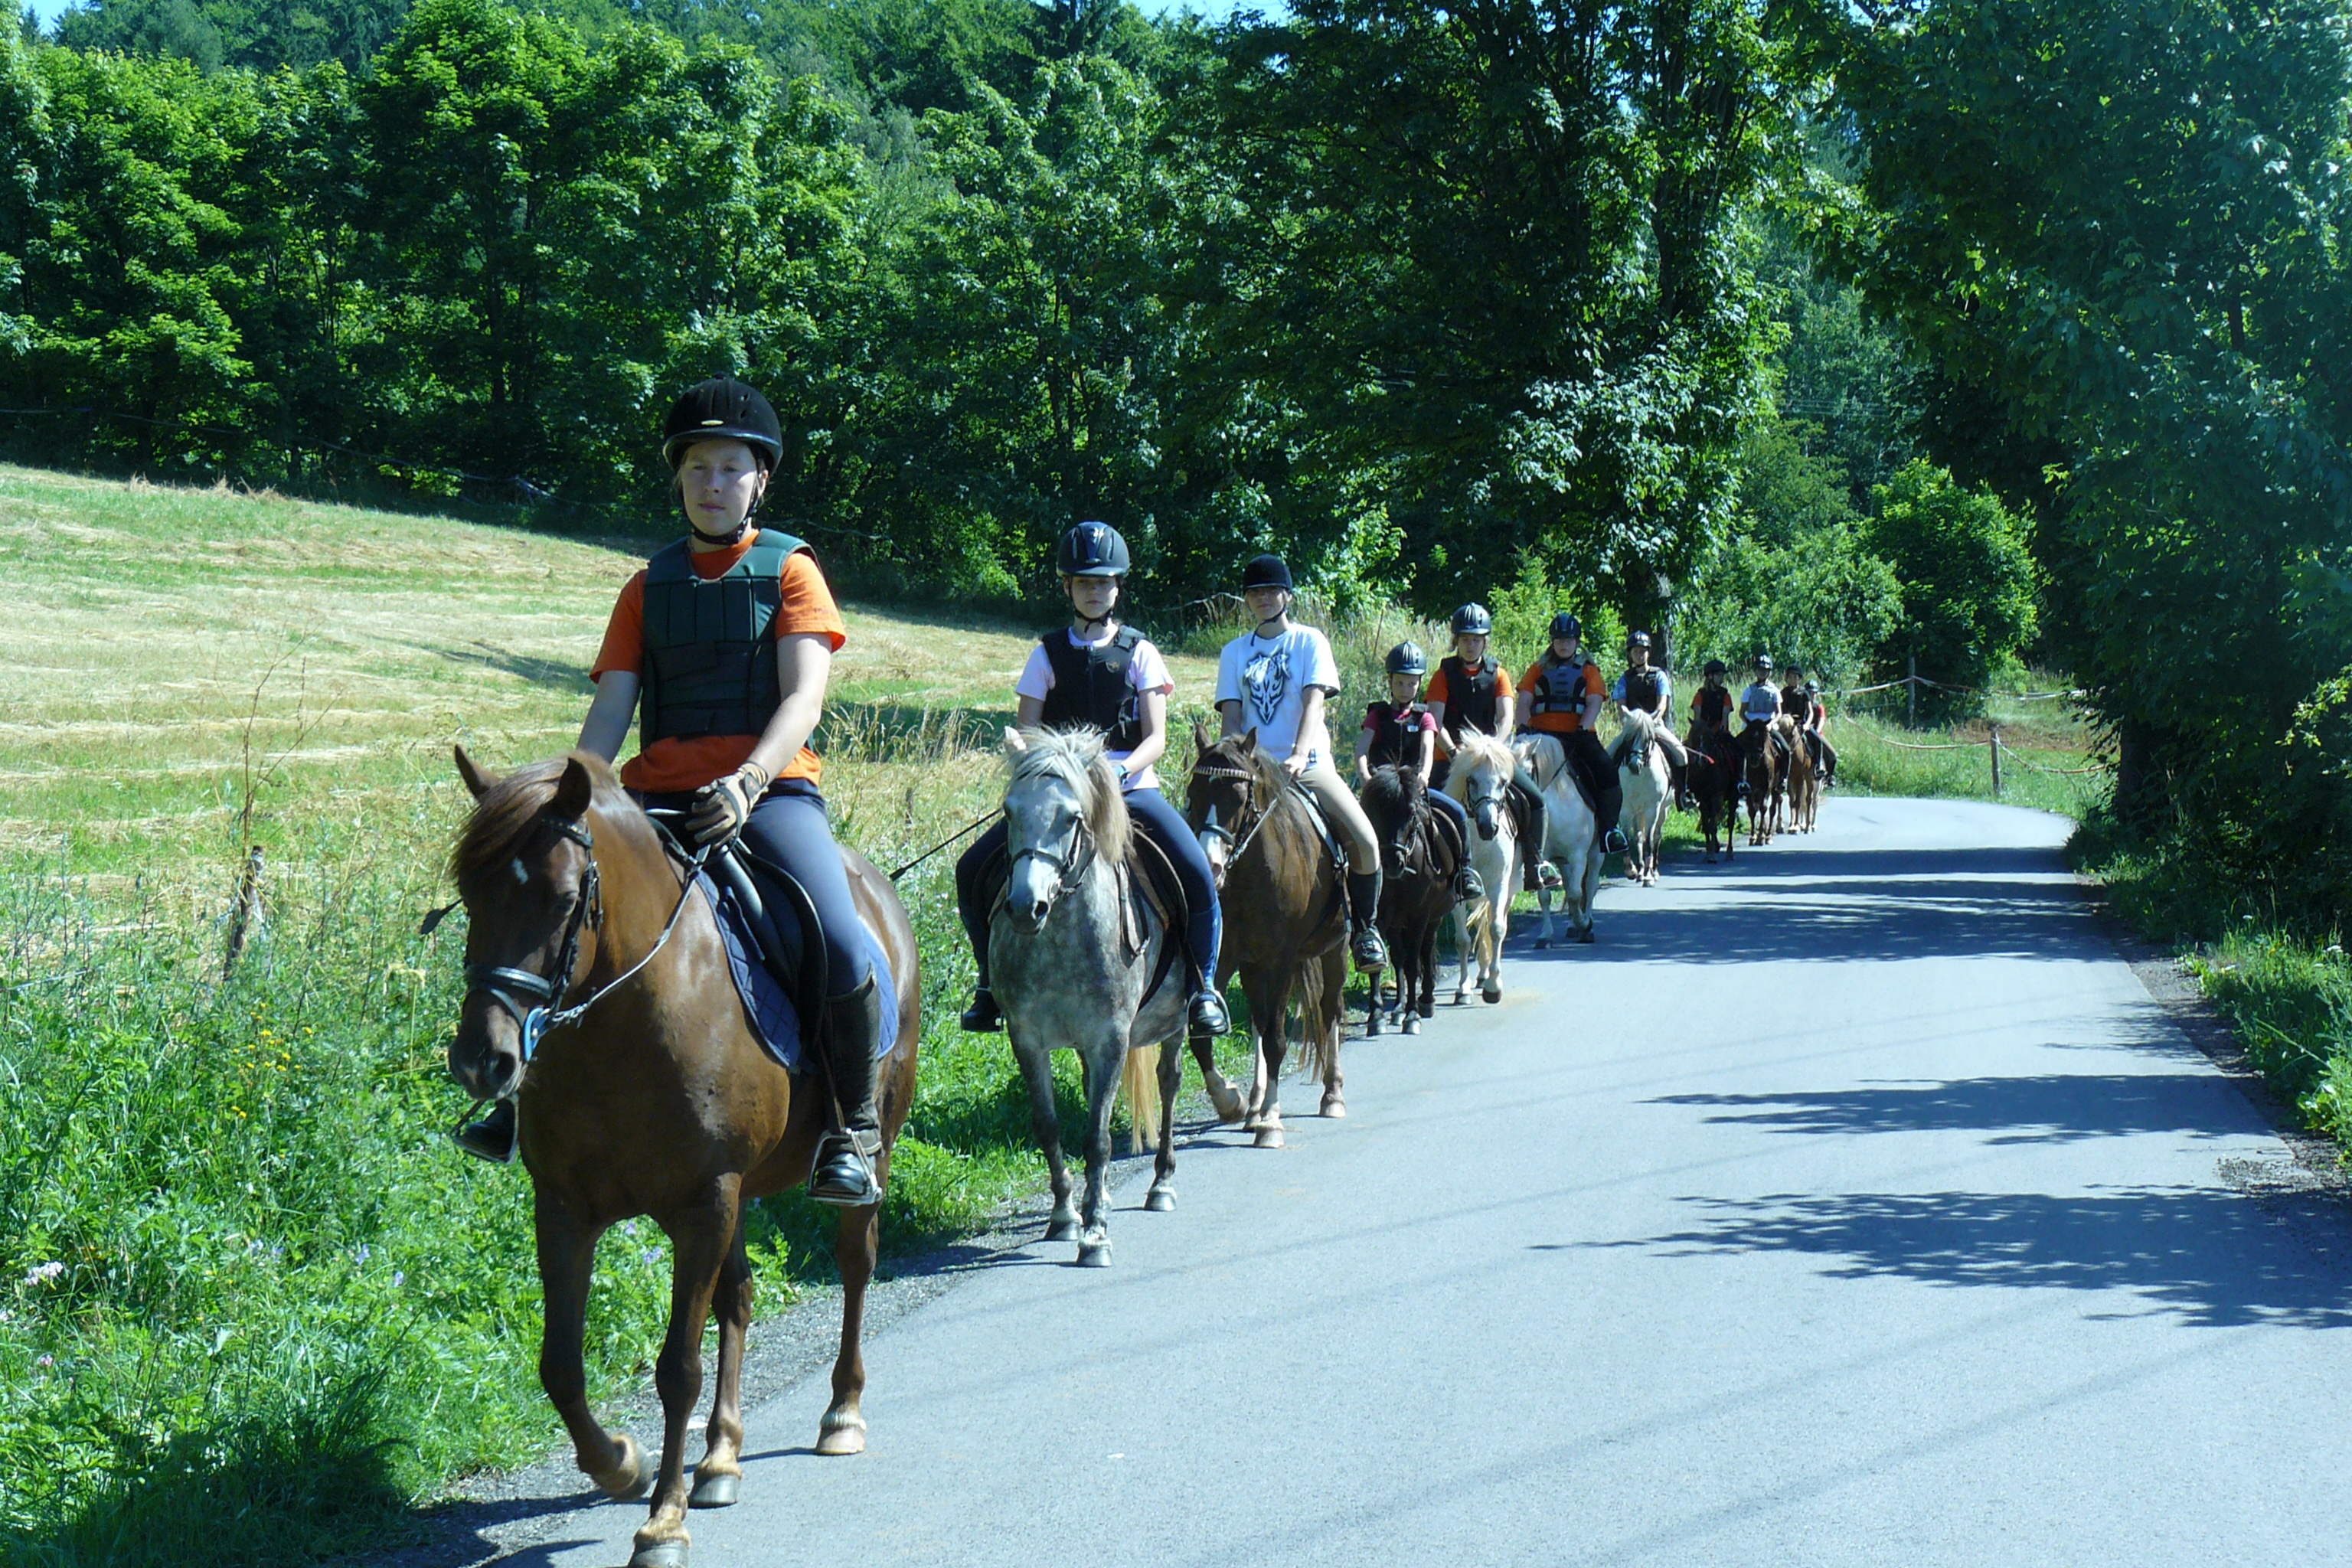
[1187,964,1232,1035]
[1344,871,1390,969]
[1512,779,1557,892]
[1598,782,1628,854]
[455,1099,518,1164]
[958,906,1001,1033]
[1671,760,1694,813]
[811,974,887,1207]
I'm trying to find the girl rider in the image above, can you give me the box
[953,524,1230,1038]
[1426,602,1554,890]
[1740,654,1788,768]
[1217,554,1389,971]
[1611,629,1690,810]
[456,377,886,1210]
[1688,658,1741,795]
[1355,641,1485,904]
[1516,613,1631,854]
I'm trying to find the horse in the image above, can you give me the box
[1187,725,1351,1145]
[443,747,920,1568]
[1358,764,1459,1037]
[1743,720,1787,845]
[1785,720,1821,834]
[1442,730,1521,1004]
[991,727,1192,1266]
[1515,732,1605,946]
[1613,709,1672,886]
[1683,724,1741,864]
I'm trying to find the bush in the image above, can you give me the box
[1866,461,2040,720]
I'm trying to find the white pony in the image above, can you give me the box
[1442,730,1521,1004]
[1516,731,1604,946]
[1614,708,1674,886]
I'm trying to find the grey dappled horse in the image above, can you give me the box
[1517,732,1604,946]
[991,727,1199,1266]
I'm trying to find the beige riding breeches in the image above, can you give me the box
[1295,759,1382,874]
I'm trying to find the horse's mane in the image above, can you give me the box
[1443,730,1517,802]
[1005,727,1131,867]
[448,751,627,884]
[1618,708,1658,745]
[1361,763,1424,822]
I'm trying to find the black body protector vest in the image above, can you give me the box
[1365,702,1429,769]
[1694,685,1734,730]
[1782,684,1812,727]
[637,531,809,746]
[1437,655,1501,741]
[1621,665,1665,715]
[1038,626,1147,753]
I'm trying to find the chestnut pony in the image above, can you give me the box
[443,747,920,1568]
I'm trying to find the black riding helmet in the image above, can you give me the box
[1627,629,1652,650]
[662,377,783,471]
[1451,603,1493,637]
[1386,642,1428,677]
[1550,612,1583,643]
[1704,658,1728,677]
[1755,653,1775,673]
[1241,554,1293,591]
[1057,521,1129,578]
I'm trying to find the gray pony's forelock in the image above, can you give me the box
[1004,727,1131,867]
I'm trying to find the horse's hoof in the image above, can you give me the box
[1417,999,1434,1019]
[629,1540,690,1568]
[1481,983,1501,1004]
[1320,1093,1346,1117]
[1533,938,1551,950]
[815,1411,866,1455]
[688,1469,740,1509]
[1044,1217,1080,1243]
[590,1433,648,1500]
[1207,1083,1247,1124]
[1077,1242,1112,1267]
[1253,1125,1285,1148]
[1401,1015,1420,1035]
[1145,1187,1175,1212]
[1576,929,1596,945]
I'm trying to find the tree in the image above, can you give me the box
[1866,460,2038,717]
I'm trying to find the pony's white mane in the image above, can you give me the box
[1619,708,1658,744]
[1003,727,1132,867]
[1444,730,1518,803]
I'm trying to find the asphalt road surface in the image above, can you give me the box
[507,796,2352,1568]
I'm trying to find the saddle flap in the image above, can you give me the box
[1122,833,1186,1009]
[711,842,822,1025]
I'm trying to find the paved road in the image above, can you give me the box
[513,797,2352,1568]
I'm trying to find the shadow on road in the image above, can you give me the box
[1650,1070,2249,1145]
[1592,1186,2352,1330]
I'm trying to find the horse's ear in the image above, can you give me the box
[550,756,593,821]
[1192,717,1211,756]
[1004,727,1030,756]
[454,743,498,800]
[1240,727,1259,753]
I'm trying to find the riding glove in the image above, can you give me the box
[687,761,771,848]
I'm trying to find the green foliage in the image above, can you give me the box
[1864,461,2038,717]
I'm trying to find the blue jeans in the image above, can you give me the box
[639,780,872,998]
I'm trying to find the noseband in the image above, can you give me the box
[1192,763,1272,866]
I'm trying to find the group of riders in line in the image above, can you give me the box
[454,375,1842,1206]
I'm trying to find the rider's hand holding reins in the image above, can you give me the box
[688,760,771,847]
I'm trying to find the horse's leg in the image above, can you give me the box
[1076,1034,1122,1266]
[687,1214,754,1509]
[1449,905,1471,1004]
[1419,923,1440,1018]
[817,1191,879,1456]
[1318,949,1347,1117]
[1015,1038,1080,1240]
[632,1179,740,1568]
[1243,969,1289,1146]
[534,1191,645,1501]
[1146,1039,1181,1212]
[1187,1009,1246,1124]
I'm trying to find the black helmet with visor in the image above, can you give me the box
[663,377,783,471]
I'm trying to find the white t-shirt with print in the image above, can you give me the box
[1015,626,1175,791]
[1215,624,1342,769]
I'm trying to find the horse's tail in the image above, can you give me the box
[1121,1044,1161,1154]
[1293,948,1344,1089]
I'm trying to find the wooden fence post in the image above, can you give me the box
[1988,724,2003,798]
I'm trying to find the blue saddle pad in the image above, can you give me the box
[697,871,899,1074]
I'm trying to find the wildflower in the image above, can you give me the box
[22,1262,62,1287]
[390,1271,404,1289]
[354,1244,371,1265]
[642,1249,660,1268]
[34,1354,52,1369]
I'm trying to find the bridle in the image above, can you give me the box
[1007,803,1096,900]
[458,812,705,1077]
[1191,761,1273,870]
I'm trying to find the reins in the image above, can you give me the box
[887,807,998,881]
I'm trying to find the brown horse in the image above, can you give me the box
[1187,726,1350,1145]
[1684,723,1741,863]
[1358,764,1460,1037]
[1743,723,1785,846]
[443,747,920,1568]
[1785,721,1821,833]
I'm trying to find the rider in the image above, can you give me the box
[952,523,1230,1038]
[1355,641,1485,903]
[1216,554,1389,971]
[1688,657,1741,796]
[457,377,885,1208]
[1805,679,1838,787]
[1426,602,1556,891]
[1610,630,1691,812]
[1515,612,1630,855]
[1740,654,1787,769]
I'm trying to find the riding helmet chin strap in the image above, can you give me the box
[690,520,751,547]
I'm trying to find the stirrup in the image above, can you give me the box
[810,1129,884,1207]
[1188,987,1232,1036]
[1349,924,1390,970]
[453,1100,518,1165]
[1602,828,1628,854]
[959,988,1002,1033]
[1455,867,1486,902]
[1535,861,1563,891]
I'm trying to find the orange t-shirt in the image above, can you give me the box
[591,531,848,793]
[1519,657,1604,734]
[1423,662,1515,719]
